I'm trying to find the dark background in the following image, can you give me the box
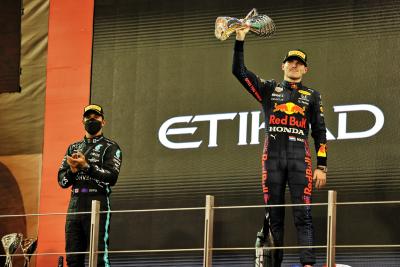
[91,0,400,265]
[0,0,21,93]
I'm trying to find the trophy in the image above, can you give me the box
[20,238,37,267]
[1,233,23,267]
[215,8,275,41]
[57,256,64,267]
[254,213,277,267]
[255,231,276,267]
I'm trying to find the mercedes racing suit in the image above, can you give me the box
[58,135,122,267]
[232,40,327,266]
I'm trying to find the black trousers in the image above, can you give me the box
[261,136,316,266]
[65,194,111,267]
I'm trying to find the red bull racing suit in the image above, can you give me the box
[232,40,327,266]
[58,135,122,267]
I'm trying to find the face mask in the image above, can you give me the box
[85,119,102,135]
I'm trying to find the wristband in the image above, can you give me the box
[316,165,327,173]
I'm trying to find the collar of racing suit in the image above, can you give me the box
[281,80,303,90]
[84,134,104,144]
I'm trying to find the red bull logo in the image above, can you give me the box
[262,154,269,203]
[273,102,305,116]
[317,144,327,157]
[304,156,313,196]
[269,115,307,128]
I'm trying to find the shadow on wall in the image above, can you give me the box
[0,162,26,266]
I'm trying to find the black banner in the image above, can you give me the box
[92,0,400,265]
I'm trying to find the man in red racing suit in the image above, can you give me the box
[232,27,328,267]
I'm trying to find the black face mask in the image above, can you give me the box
[85,119,102,135]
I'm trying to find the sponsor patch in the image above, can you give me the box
[90,152,101,157]
[94,144,103,152]
[299,90,311,96]
[272,93,284,98]
[115,149,121,159]
[269,126,305,135]
[304,157,313,196]
[88,158,100,163]
[317,144,327,157]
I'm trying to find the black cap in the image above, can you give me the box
[83,104,104,117]
[283,49,307,66]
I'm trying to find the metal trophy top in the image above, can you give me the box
[1,233,23,267]
[215,8,275,41]
[1,233,22,255]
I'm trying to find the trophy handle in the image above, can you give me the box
[215,17,244,41]
[4,257,13,267]
[20,238,38,267]
[244,8,258,20]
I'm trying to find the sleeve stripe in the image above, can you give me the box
[244,78,263,102]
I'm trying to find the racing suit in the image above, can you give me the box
[58,135,122,267]
[232,40,327,266]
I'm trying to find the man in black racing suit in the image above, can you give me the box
[232,27,327,267]
[58,104,122,267]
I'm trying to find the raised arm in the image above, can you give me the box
[232,28,272,102]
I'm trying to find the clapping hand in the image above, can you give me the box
[67,151,88,173]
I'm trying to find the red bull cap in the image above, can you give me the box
[283,49,307,66]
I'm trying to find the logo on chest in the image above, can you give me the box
[298,94,310,105]
[269,115,307,129]
[76,174,91,181]
[297,90,311,105]
[273,102,305,116]
[90,152,101,158]
[89,144,103,160]
[93,144,103,152]
[271,86,284,100]
[88,158,100,163]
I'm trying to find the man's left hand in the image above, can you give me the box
[313,169,326,189]
[70,152,89,170]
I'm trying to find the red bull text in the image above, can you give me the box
[304,156,313,196]
[269,114,307,128]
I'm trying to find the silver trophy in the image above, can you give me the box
[254,213,277,267]
[1,233,23,267]
[255,247,267,267]
[20,238,37,267]
[215,8,275,41]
